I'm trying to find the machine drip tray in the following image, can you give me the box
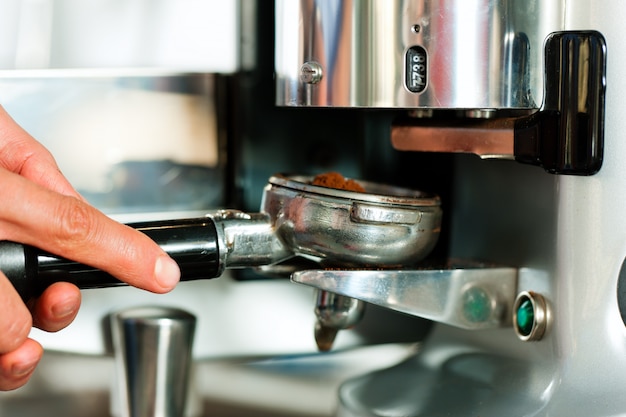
[335,323,558,417]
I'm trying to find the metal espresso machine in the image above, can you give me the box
[0,0,625,416]
[272,0,626,416]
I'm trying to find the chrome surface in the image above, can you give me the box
[209,173,442,270]
[263,175,442,266]
[111,307,196,417]
[314,291,366,352]
[315,291,366,329]
[300,61,324,84]
[275,0,563,108]
[210,210,291,270]
[292,265,518,330]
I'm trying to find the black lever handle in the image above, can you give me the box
[0,217,222,303]
[514,30,607,175]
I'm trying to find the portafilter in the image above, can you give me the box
[0,174,442,302]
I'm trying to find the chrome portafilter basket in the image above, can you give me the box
[263,174,442,267]
[262,175,442,350]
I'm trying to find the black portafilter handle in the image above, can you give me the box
[0,217,222,304]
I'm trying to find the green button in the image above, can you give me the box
[516,298,535,336]
[462,287,491,323]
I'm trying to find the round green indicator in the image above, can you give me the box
[516,297,535,336]
[463,287,491,323]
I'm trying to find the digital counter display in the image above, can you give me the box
[405,46,427,93]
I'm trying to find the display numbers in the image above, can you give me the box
[405,46,427,93]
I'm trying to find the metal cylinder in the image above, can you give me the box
[314,290,366,351]
[275,0,563,109]
[111,306,197,417]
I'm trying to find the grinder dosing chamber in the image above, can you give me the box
[275,0,559,109]
[275,0,606,175]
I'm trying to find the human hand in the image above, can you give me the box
[0,105,180,390]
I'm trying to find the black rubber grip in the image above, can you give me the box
[0,217,221,303]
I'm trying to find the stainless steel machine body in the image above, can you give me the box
[276,1,626,416]
[275,0,562,109]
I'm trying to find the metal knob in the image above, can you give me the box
[111,306,197,417]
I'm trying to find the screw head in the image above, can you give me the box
[300,61,323,84]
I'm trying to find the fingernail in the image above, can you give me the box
[12,361,37,378]
[154,255,180,290]
[51,294,80,319]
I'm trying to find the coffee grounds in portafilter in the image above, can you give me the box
[311,172,365,192]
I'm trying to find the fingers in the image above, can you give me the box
[0,339,42,391]
[0,273,42,391]
[0,168,180,293]
[30,282,81,332]
[0,274,32,354]
[0,273,81,391]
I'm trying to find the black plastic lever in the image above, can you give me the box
[514,30,607,175]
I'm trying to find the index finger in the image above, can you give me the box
[0,168,180,293]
